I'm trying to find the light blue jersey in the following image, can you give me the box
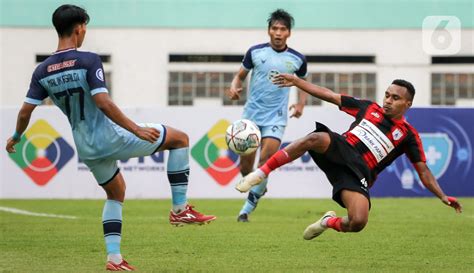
[242,43,307,127]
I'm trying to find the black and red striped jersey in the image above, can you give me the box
[339,95,426,186]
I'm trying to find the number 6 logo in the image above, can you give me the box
[422,16,461,55]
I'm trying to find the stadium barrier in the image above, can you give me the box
[1,106,472,198]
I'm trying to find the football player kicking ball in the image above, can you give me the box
[5,5,215,271]
[236,73,462,239]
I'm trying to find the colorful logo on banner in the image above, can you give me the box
[191,119,240,186]
[8,119,75,186]
[421,133,453,179]
[400,133,453,190]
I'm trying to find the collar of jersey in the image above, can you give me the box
[268,43,288,53]
[390,115,407,124]
[53,48,77,55]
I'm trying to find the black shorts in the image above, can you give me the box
[308,122,372,209]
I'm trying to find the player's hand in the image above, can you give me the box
[6,137,20,153]
[273,73,297,87]
[134,127,160,144]
[289,103,304,118]
[227,87,242,100]
[442,196,462,213]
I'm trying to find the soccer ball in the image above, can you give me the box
[225,119,261,155]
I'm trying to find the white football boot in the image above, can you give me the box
[303,211,337,240]
[235,170,265,193]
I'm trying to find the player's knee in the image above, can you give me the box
[304,133,322,149]
[349,217,367,232]
[172,130,189,148]
[180,132,189,146]
[104,186,125,202]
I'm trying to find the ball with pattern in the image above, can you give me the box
[225,119,261,155]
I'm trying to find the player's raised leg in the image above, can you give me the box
[237,137,280,222]
[236,132,330,192]
[159,126,216,226]
[101,172,136,271]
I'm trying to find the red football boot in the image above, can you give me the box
[169,204,216,226]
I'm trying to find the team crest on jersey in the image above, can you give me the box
[285,61,293,71]
[392,128,403,140]
[268,69,280,81]
[96,68,104,81]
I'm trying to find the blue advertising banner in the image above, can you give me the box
[371,108,474,197]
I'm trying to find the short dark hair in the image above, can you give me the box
[267,9,294,30]
[52,4,89,37]
[392,79,415,101]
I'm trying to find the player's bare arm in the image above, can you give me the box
[93,93,160,143]
[289,87,307,118]
[6,103,37,153]
[414,161,462,213]
[274,73,341,106]
[228,67,249,100]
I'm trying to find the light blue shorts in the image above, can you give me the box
[82,123,167,185]
[259,125,286,142]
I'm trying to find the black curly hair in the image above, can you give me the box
[267,9,294,30]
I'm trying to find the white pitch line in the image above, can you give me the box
[0,206,78,219]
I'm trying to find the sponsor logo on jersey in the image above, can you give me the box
[371,112,381,119]
[47,59,77,72]
[351,119,395,162]
[8,119,75,186]
[191,120,240,186]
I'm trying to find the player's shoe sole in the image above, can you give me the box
[303,211,336,240]
[235,172,265,193]
[106,259,135,271]
[170,217,216,227]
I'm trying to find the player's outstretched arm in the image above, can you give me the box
[93,93,160,143]
[6,103,37,153]
[273,74,341,106]
[227,68,249,100]
[414,162,462,213]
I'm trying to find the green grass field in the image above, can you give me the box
[0,198,473,273]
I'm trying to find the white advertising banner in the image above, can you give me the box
[0,106,353,199]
